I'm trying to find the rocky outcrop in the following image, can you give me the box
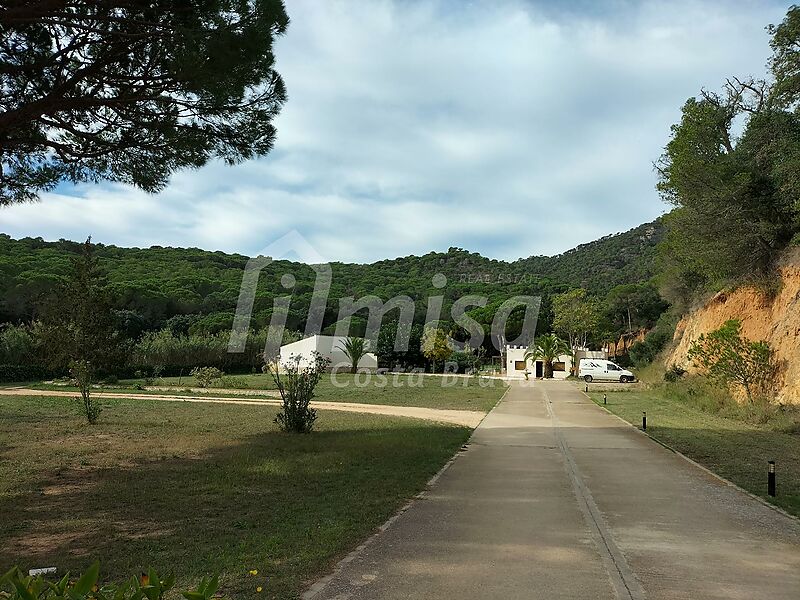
[666,256,800,403]
[606,329,647,358]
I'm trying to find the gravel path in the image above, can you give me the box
[0,388,486,427]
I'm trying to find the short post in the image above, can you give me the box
[768,461,776,497]
[642,411,647,431]
[585,384,588,393]
[603,393,607,405]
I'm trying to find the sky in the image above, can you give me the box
[0,0,791,263]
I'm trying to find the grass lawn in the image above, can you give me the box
[0,394,472,599]
[314,373,505,411]
[27,382,281,399]
[589,388,800,518]
[29,373,507,412]
[120,373,279,390]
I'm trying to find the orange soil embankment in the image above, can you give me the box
[666,260,800,403]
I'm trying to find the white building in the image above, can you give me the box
[279,335,378,372]
[504,344,573,380]
[504,345,606,380]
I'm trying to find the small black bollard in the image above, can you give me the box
[585,384,589,393]
[642,411,647,431]
[768,460,776,497]
[603,393,607,405]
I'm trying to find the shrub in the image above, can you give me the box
[629,327,671,366]
[144,364,164,386]
[220,375,250,389]
[446,351,473,374]
[0,364,52,383]
[265,351,330,433]
[70,359,100,424]
[629,311,678,367]
[663,364,686,382]
[0,324,35,364]
[336,336,369,373]
[688,319,776,403]
[130,328,301,375]
[613,352,634,368]
[0,562,223,600]
[191,366,224,388]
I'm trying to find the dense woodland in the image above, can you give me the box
[0,220,667,377]
[0,220,663,330]
[657,8,800,304]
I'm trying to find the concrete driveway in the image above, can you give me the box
[305,380,800,600]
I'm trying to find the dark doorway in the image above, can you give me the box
[535,361,543,378]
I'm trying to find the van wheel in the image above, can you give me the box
[584,375,593,383]
[620,376,630,383]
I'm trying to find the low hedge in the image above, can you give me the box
[0,364,54,383]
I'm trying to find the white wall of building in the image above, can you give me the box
[576,349,607,362]
[504,345,572,380]
[279,335,378,371]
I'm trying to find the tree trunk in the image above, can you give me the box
[570,346,578,376]
[743,380,753,404]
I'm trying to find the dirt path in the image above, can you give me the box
[142,385,281,396]
[0,388,485,428]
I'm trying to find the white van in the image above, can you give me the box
[578,359,635,383]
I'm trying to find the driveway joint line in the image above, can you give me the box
[542,385,646,600]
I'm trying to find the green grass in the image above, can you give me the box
[589,387,800,518]
[314,373,505,411]
[29,382,281,399]
[120,373,279,390]
[0,394,472,599]
[29,373,507,412]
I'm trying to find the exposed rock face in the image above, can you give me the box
[606,329,647,358]
[667,259,800,403]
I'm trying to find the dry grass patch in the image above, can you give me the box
[0,394,471,599]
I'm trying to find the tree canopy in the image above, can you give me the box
[552,288,601,352]
[0,222,663,337]
[688,319,776,403]
[0,0,289,204]
[605,283,667,334]
[37,237,122,374]
[658,6,800,300]
[421,323,453,373]
[0,222,669,376]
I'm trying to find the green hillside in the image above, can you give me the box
[0,219,663,336]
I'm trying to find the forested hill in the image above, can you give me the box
[0,219,664,334]
[512,220,662,292]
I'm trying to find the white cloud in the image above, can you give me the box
[0,0,789,262]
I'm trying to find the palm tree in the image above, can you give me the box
[524,333,569,379]
[337,336,368,373]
